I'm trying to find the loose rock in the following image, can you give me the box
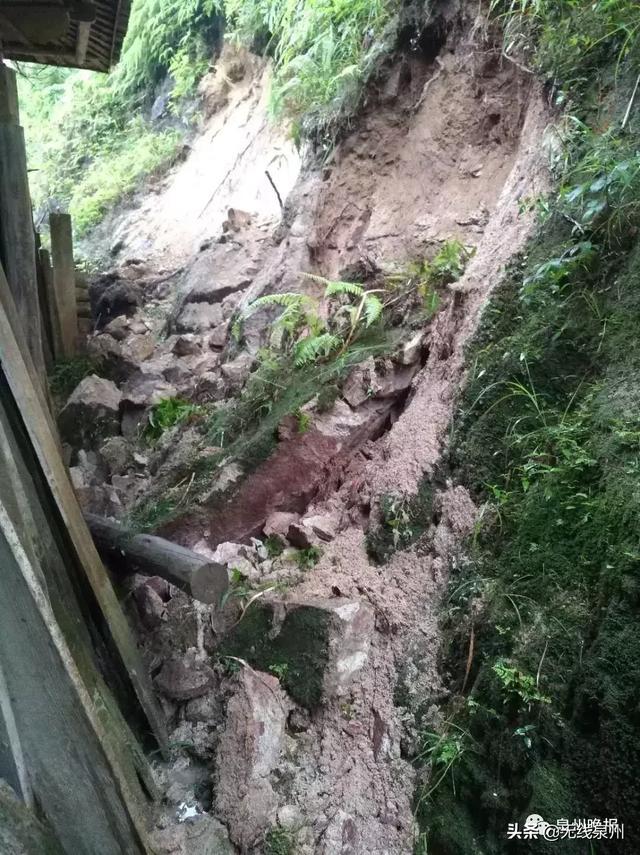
[154,656,215,701]
[58,375,122,450]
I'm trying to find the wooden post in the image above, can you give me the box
[0,63,45,377]
[38,246,65,362]
[49,212,77,358]
[34,235,54,370]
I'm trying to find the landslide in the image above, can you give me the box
[52,3,559,854]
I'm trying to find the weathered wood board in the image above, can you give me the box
[0,64,45,376]
[0,503,151,853]
[0,270,168,752]
[49,212,77,358]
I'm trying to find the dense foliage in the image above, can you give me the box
[18,0,223,235]
[18,0,406,237]
[225,0,395,137]
[414,2,640,852]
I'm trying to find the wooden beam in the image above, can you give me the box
[0,13,30,45]
[76,20,91,65]
[0,274,168,753]
[1,44,77,61]
[86,513,229,605]
[49,212,77,358]
[0,63,45,378]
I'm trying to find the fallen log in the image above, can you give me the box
[85,513,228,606]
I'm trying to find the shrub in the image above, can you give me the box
[145,397,205,441]
[225,0,394,132]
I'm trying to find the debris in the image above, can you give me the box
[58,375,122,450]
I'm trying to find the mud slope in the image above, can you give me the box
[148,24,549,855]
[75,14,551,855]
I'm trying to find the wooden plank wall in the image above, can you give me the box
[0,272,165,851]
[0,269,167,753]
[0,63,45,377]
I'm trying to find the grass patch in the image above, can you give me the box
[264,825,295,855]
[414,4,640,848]
[295,546,322,570]
[144,397,206,441]
[48,356,97,399]
[366,482,434,564]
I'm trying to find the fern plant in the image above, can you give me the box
[303,273,385,351]
[239,273,387,368]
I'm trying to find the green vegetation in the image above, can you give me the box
[48,356,96,398]
[144,397,204,441]
[236,275,386,367]
[366,483,434,564]
[17,0,222,236]
[19,0,435,235]
[414,2,640,851]
[386,239,474,320]
[295,546,322,570]
[264,824,296,855]
[129,245,465,533]
[220,602,331,708]
[265,534,286,558]
[225,0,394,137]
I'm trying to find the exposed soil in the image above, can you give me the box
[85,45,301,268]
[67,11,552,854]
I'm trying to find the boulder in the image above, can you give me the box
[194,372,225,403]
[121,407,147,441]
[58,375,121,450]
[222,208,252,233]
[133,579,168,630]
[264,511,300,540]
[212,541,261,582]
[162,365,198,399]
[286,521,317,549]
[341,358,419,407]
[175,302,224,334]
[121,371,177,408]
[90,276,142,328]
[301,511,340,542]
[215,669,292,850]
[184,250,251,304]
[220,598,374,707]
[87,333,155,384]
[208,322,229,349]
[102,315,130,341]
[395,330,425,365]
[172,335,202,357]
[221,353,254,393]
[341,358,375,408]
[154,656,215,701]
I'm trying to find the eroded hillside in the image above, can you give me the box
[48,0,640,852]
